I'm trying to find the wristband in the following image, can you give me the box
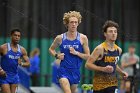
[55,53,58,59]
[20,62,24,66]
[0,68,3,71]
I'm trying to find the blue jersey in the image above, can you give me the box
[1,43,22,76]
[59,32,84,69]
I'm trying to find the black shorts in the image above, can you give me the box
[93,86,118,93]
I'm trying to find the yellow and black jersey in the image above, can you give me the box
[93,42,120,91]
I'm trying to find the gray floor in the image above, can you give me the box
[30,87,63,93]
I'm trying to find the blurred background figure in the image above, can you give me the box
[29,48,40,86]
[51,58,61,89]
[120,44,140,93]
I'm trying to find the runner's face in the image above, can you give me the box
[104,27,117,41]
[11,31,21,44]
[67,17,79,32]
[128,47,135,54]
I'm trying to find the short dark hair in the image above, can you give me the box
[102,20,119,33]
[129,44,136,48]
[10,28,21,35]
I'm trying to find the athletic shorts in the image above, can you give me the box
[0,74,19,85]
[57,67,80,85]
[93,86,118,93]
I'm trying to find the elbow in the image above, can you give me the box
[85,54,90,60]
[49,48,51,54]
[85,62,90,69]
[121,64,125,69]
[85,63,87,68]
[49,47,54,55]
[87,54,90,59]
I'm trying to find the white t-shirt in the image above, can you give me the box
[121,53,139,76]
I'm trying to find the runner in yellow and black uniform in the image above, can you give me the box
[85,20,128,93]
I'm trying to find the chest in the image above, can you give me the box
[60,39,82,50]
[5,51,22,60]
[103,50,120,63]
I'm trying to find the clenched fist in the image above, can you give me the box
[69,47,78,55]
[0,67,6,77]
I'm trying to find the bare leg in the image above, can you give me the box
[120,80,125,93]
[10,84,18,93]
[59,78,71,93]
[1,84,11,93]
[71,84,78,93]
[125,81,131,93]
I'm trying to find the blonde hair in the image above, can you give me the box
[30,48,40,58]
[63,11,82,26]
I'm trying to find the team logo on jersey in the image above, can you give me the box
[63,45,79,49]
[9,55,20,59]
[104,56,119,64]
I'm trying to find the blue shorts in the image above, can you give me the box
[0,74,19,85]
[57,67,80,85]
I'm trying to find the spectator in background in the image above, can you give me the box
[120,44,139,93]
[29,48,40,86]
[52,59,61,86]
